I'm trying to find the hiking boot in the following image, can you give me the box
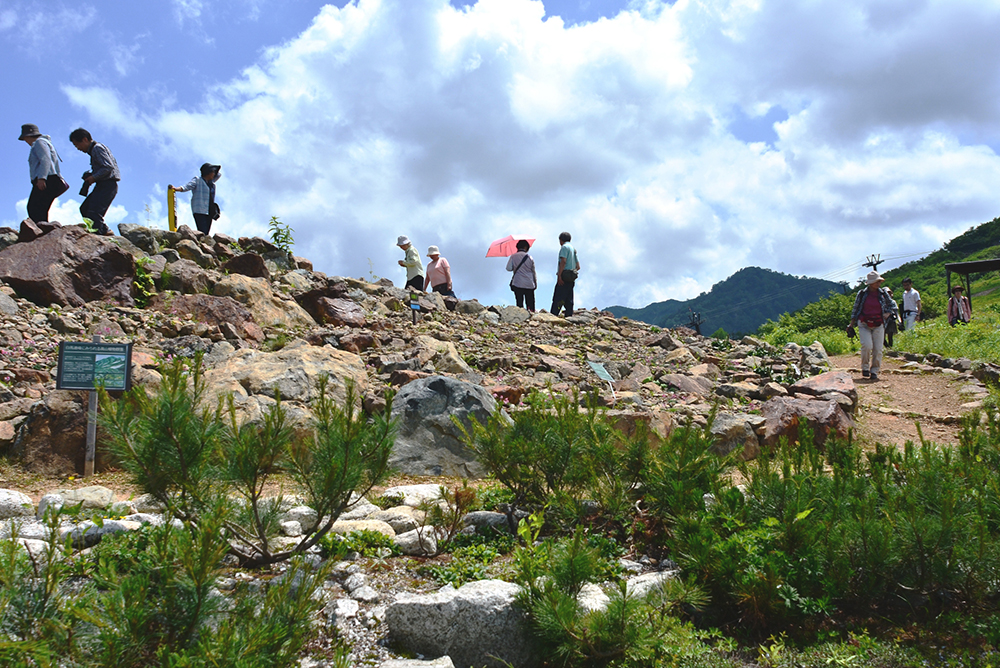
[870,372,879,381]
[861,370,870,378]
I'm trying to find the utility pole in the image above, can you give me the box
[686,309,703,335]
[863,254,883,273]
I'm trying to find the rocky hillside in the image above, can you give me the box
[2,220,997,667]
[0,220,877,477]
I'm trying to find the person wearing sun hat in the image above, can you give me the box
[423,245,454,296]
[848,270,899,381]
[19,123,65,224]
[396,235,424,291]
[948,285,971,326]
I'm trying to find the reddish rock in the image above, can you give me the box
[293,256,313,271]
[223,253,270,280]
[37,221,62,235]
[539,355,583,380]
[0,420,15,446]
[12,392,115,475]
[152,293,263,342]
[659,374,714,396]
[11,368,50,384]
[790,371,857,404]
[490,386,528,406]
[605,409,674,443]
[18,219,44,242]
[159,259,211,294]
[390,370,432,387]
[642,332,683,350]
[339,331,377,353]
[0,227,135,307]
[311,297,366,327]
[761,396,854,449]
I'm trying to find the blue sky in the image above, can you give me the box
[4,0,1000,312]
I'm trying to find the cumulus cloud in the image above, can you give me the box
[64,0,1000,310]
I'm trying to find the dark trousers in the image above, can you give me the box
[404,275,424,291]
[513,287,535,311]
[26,175,62,222]
[80,180,118,234]
[551,280,574,317]
[432,284,455,297]
[193,213,212,235]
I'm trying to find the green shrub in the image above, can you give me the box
[422,543,505,587]
[458,390,648,529]
[320,529,400,560]
[100,356,396,567]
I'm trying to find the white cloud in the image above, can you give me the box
[65,0,1000,310]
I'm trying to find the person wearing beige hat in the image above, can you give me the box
[848,270,899,381]
[423,246,454,296]
[396,235,424,291]
[948,285,971,326]
[19,123,66,223]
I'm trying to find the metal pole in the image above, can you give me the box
[84,334,101,477]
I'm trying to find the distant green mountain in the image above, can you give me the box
[605,267,844,336]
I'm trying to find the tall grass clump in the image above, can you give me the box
[895,308,1000,363]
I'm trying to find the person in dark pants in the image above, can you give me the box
[424,246,455,297]
[170,163,221,235]
[550,231,580,317]
[19,123,64,223]
[70,128,120,236]
[506,239,537,311]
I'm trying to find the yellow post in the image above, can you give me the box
[167,186,176,231]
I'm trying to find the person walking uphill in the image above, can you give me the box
[19,124,67,223]
[424,246,455,296]
[506,239,537,311]
[550,231,580,317]
[69,128,119,236]
[396,236,424,291]
[170,163,221,235]
[848,271,898,382]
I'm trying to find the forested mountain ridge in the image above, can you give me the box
[605,267,843,336]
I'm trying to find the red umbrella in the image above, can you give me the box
[486,235,535,257]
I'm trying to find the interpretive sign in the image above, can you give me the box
[587,361,614,382]
[56,341,133,391]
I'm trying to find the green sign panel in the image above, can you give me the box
[56,342,133,391]
[587,361,615,383]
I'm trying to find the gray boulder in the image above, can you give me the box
[491,305,530,324]
[0,292,17,316]
[709,413,760,459]
[389,377,508,477]
[0,489,33,519]
[387,580,538,668]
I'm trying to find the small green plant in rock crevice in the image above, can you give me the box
[268,216,294,254]
[132,255,156,307]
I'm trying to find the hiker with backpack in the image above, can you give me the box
[848,271,899,382]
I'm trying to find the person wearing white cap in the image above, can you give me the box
[396,235,424,290]
[423,246,454,296]
[848,270,899,381]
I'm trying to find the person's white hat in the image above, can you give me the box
[396,235,410,246]
[866,271,884,285]
[427,245,440,256]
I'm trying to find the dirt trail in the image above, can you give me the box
[829,352,978,449]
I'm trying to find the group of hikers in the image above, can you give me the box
[396,231,581,317]
[849,272,972,381]
[18,123,221,237]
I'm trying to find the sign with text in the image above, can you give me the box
[56,342,133,391]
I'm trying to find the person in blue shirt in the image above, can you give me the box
[550,231,580,317]
[19,124,64,223]
[170,163,222,235]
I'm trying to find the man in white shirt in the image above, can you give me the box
[901,278,921,331]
